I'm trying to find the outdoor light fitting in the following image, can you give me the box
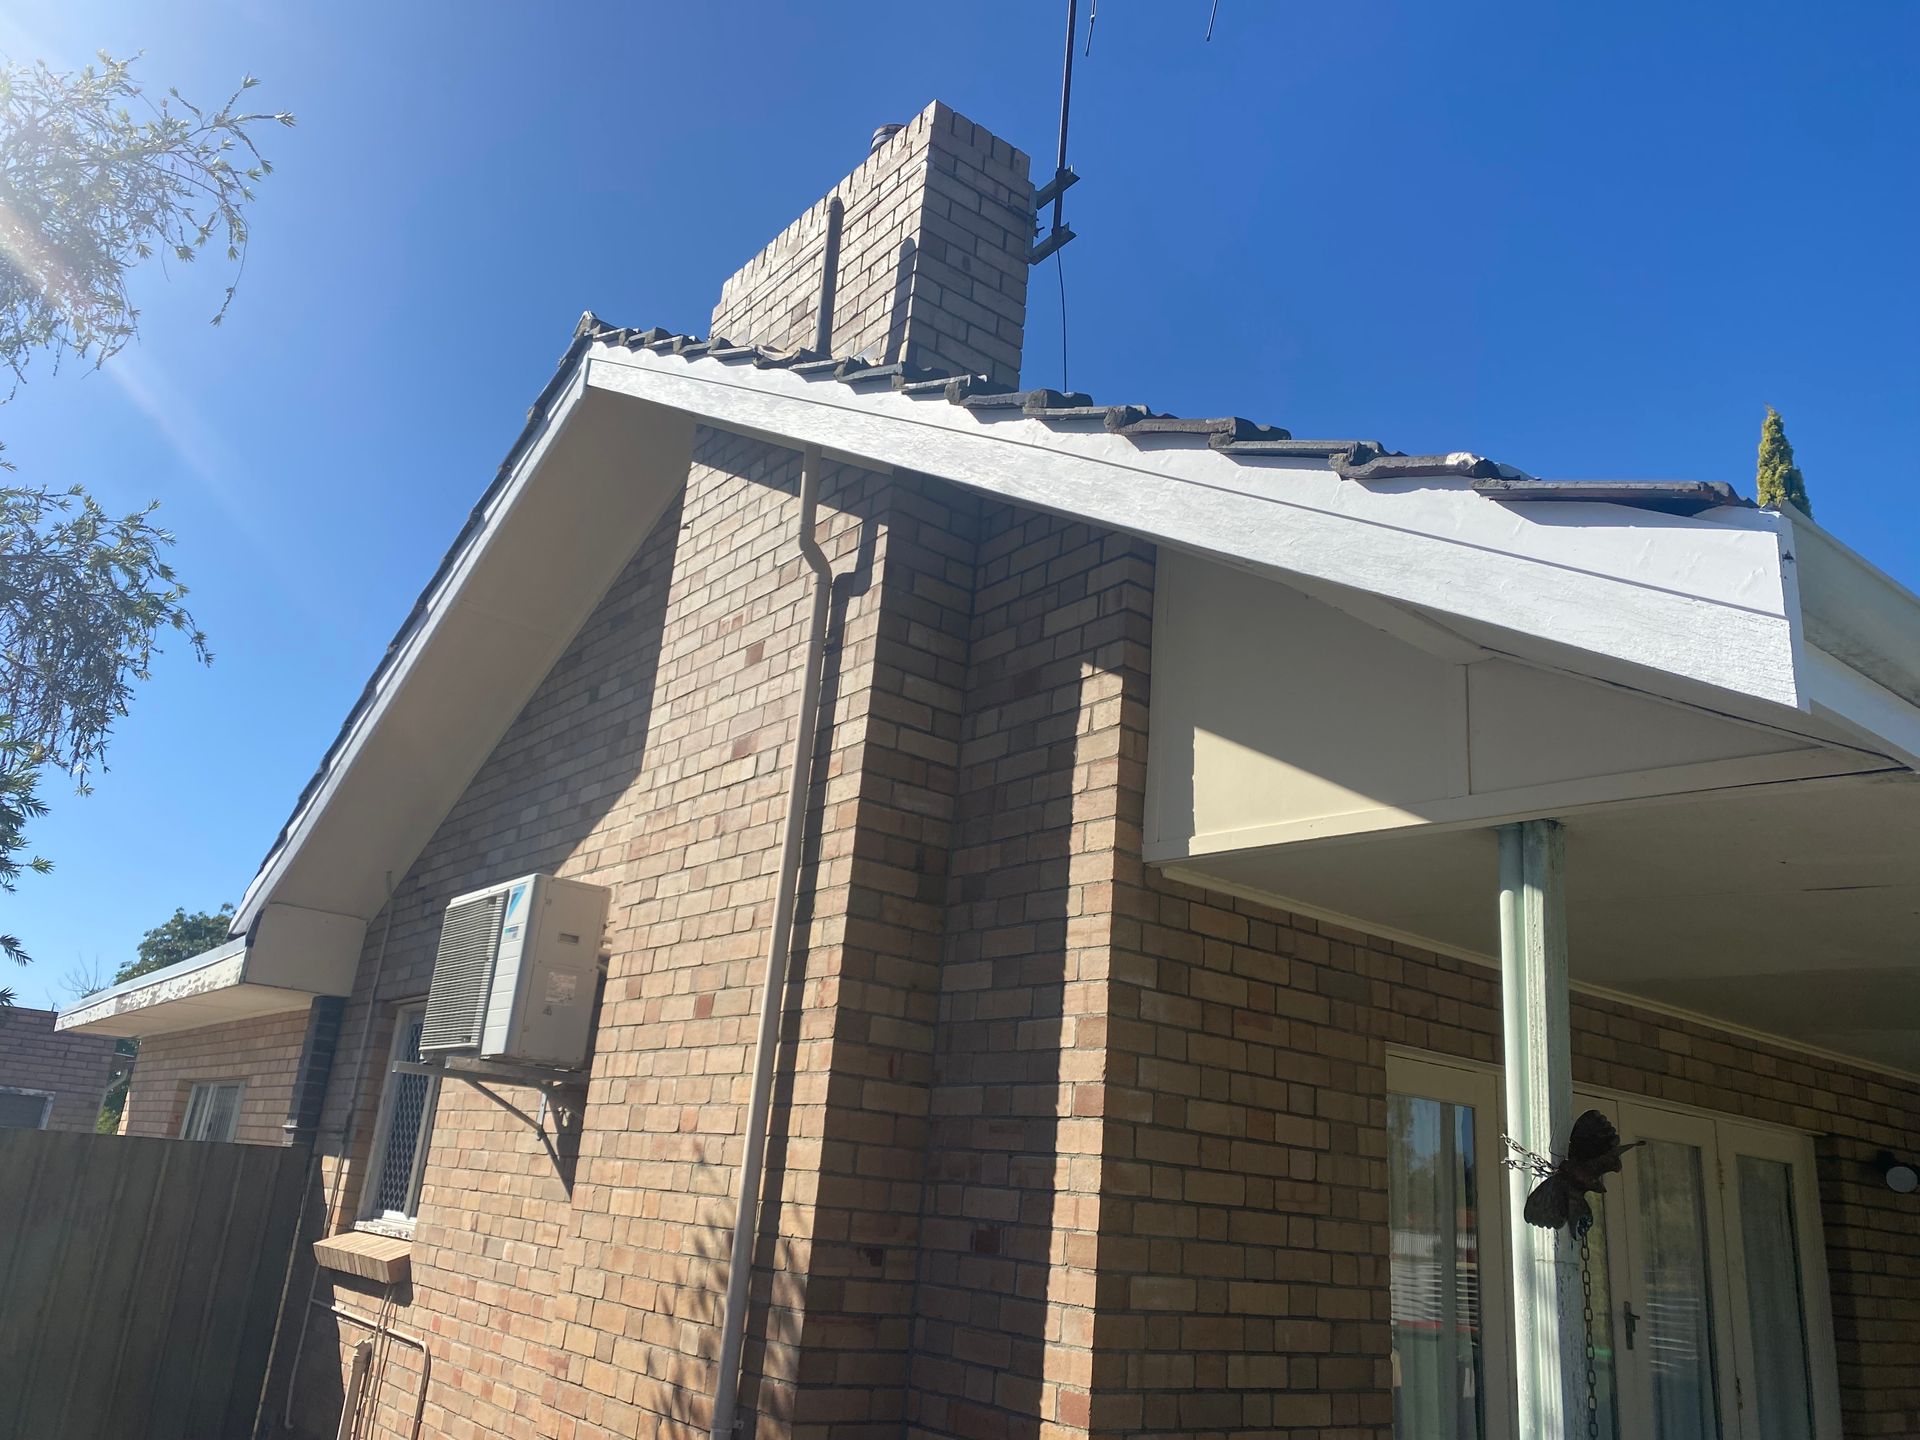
[1876,1151,1919,1194]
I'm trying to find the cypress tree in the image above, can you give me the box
[1756,406,1813,517]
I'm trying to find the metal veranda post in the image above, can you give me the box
[1499,819,1583,1439]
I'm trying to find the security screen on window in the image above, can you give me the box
[361,1002,439,1226]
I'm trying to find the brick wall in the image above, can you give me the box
[123,1007,313,1145]
[292,430,936,1440]
[0,1006,116,1132]
[1085,864,1920,1438]
[904,505,1153,1440]
[289,102,1043,1440]
[712,101,1033,385]
[286,462,1920,1440]
[912,516,1920,1440]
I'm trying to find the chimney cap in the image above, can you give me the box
[870,123,905,155]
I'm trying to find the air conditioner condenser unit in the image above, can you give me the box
[420,873,609,1069]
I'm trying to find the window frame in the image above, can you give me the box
[179,1080,245,1142]
[357,999,440,1234]
[1386,1049,1518,1440]
[0,1085,54,1130]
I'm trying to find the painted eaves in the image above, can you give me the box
[233,314,1920,938]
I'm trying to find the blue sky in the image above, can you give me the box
[3,2,1916,1006]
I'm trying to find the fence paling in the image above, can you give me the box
[0,1128,307,1440]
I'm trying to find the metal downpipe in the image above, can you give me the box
[812,197,843,358]
[709,444,833,1439]
[334,1340,372,1440]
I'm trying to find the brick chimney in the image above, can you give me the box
[711,101,1034,386]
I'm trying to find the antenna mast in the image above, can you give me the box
[1029,0,1081,264]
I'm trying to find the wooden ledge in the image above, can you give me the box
[313,1230,411,1285]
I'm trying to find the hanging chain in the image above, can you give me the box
[1579,1238,1601,1440]
[1501,1134,1555,1178]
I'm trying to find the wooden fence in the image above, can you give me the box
[0,1127,309,1440]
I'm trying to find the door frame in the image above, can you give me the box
[1389,1048,1845,1440]
[1715,1118,1845,1440]
[1590,1095,1743,1440]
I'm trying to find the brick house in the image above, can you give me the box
[59,101,1920,1440]
[0,1005,118,1131]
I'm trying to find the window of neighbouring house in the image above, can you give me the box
[179,1080,244,1141]
[359,1001,439,1229]
[0,1086,53,1129]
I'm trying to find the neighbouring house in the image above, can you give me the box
[59,101,1920,1440]
[62,938,344,1145]
[0,1005,119,1132]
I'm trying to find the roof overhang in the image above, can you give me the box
[58,902,364,1038]
[228,325,1920,1033]
[1165,772,1920,1075]
[576,340,1920,755]
[584,345,1811,709]
[235,363,696,932]
[1144,542,1920,1075]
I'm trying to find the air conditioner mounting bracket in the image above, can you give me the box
[394,1056,590,1092]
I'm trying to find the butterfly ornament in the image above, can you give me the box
[1505,1109,1644,1241]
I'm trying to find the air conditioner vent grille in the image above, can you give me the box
[420,891,506,1053]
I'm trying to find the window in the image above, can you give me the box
[1387,1054,1513,1440]
[0,1086,53,1129]
[180,1081,244,1141]
[359,1002,439,1229]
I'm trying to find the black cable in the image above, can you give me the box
[1056,249,1069,393]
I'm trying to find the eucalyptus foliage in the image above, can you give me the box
[0,53,288,1002]
[0,53,293,380]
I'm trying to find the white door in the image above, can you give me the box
[1596,1100,1740,1440]
[1716,1121,1843,1440]
[1573,1096,1842,1440]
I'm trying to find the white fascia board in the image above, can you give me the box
[1789,511,1920,706]
[584,346,1806,710]
[1803,645,1920,771]
[56,940,248,1034]
[1782,512,1920,765]
[234,363,591,931]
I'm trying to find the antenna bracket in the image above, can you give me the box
[1033,166,1080,212]
[1028,225,1077,265]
